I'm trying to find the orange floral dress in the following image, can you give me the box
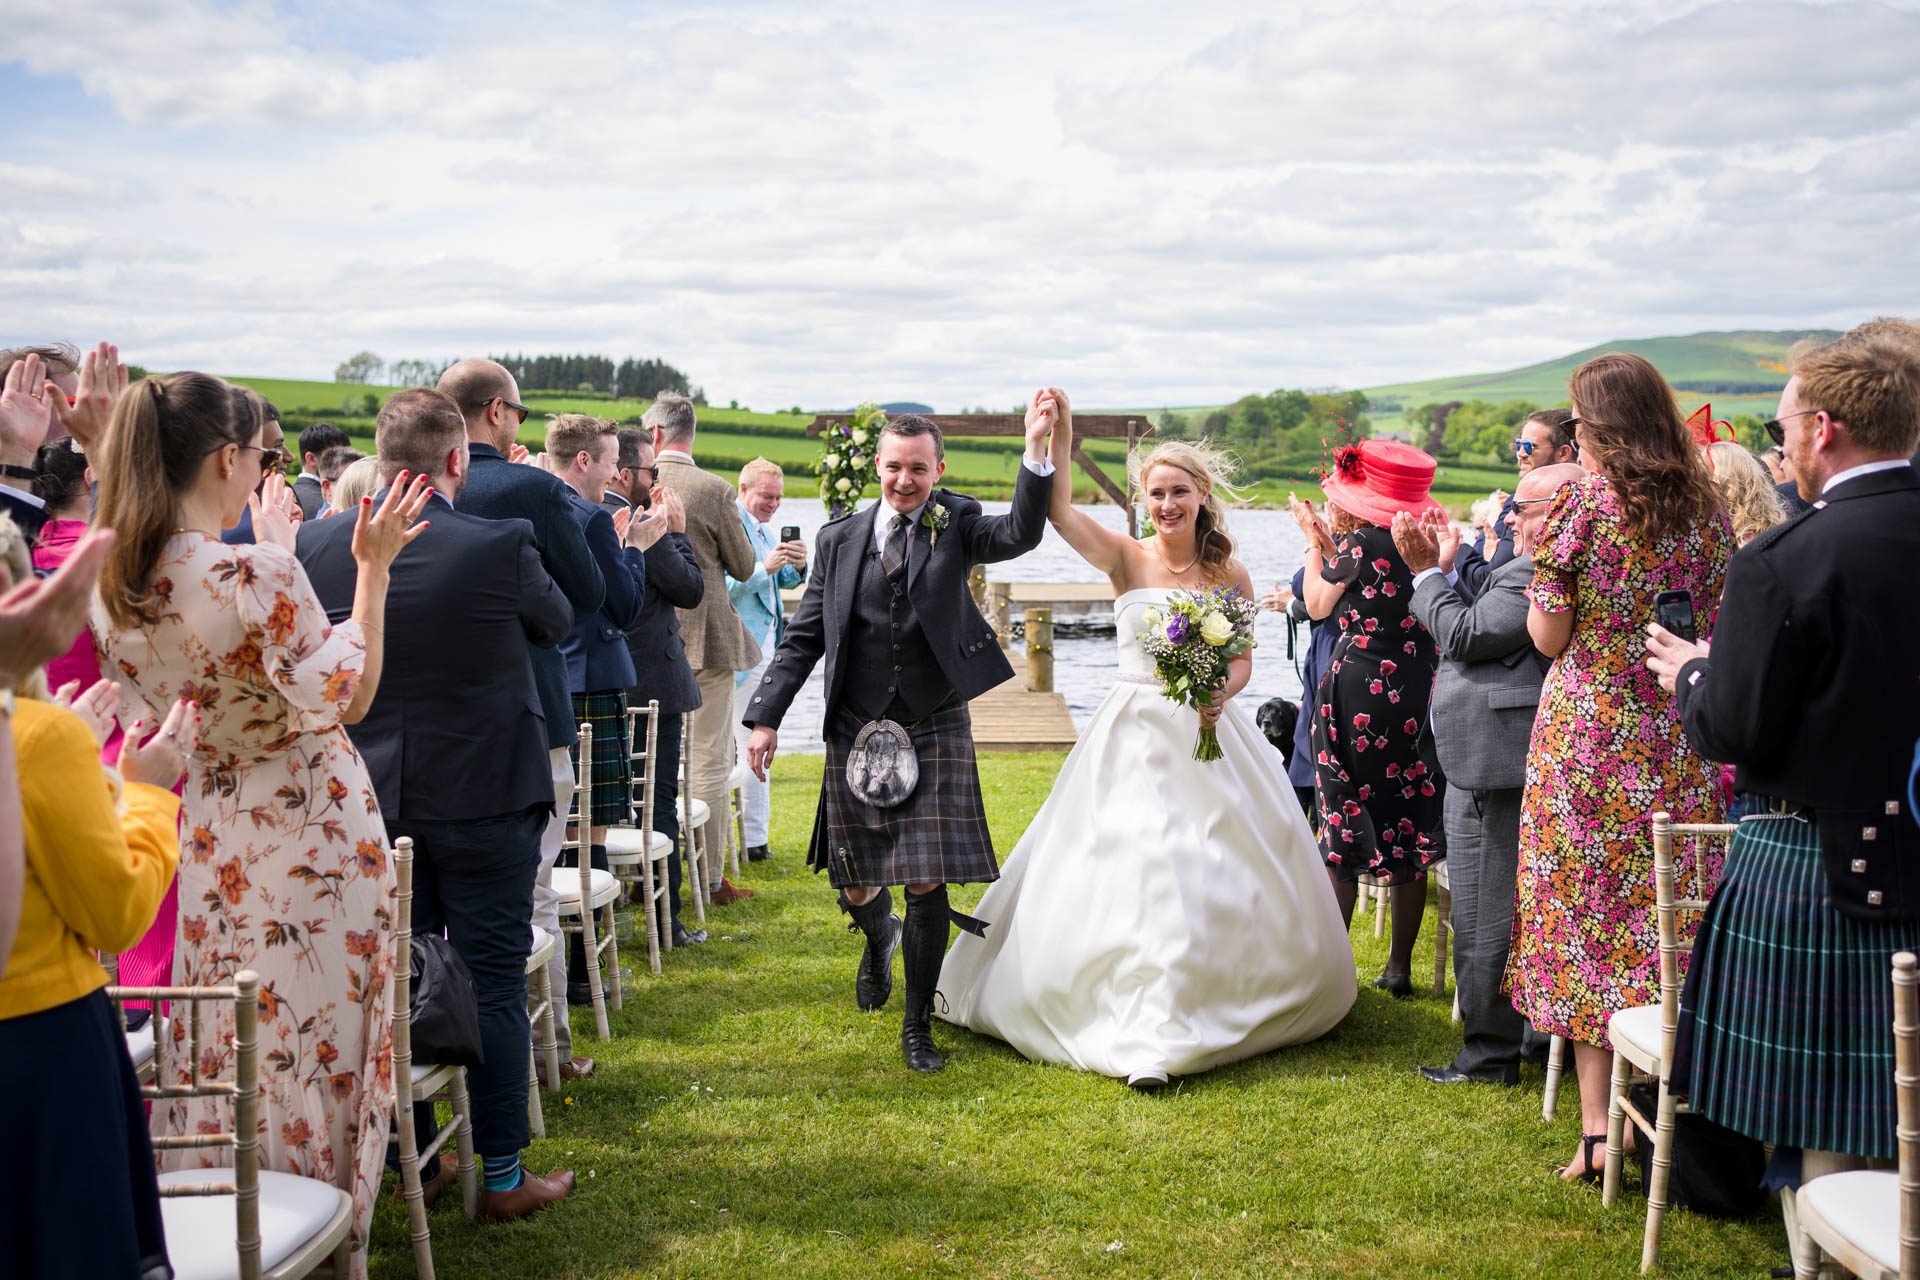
[93,535,394,1280]
[1503,476,1732,1047]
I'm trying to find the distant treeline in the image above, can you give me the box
[486,352,701,402]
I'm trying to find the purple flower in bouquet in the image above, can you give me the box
[1164,613,1190,645]
[1138,587,1260,762]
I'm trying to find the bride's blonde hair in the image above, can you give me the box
[1128,440,1243,584]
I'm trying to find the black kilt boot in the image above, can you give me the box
[900,885,951,1073]
[841,888,901,1012]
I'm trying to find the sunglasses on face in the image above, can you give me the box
[492,395,531,425]
[1764,409,1817,446]
[1511,494,1557,508]
[238,444,285,472]
[1512,439,1538,457]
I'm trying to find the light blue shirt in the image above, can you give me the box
[729,502,807,686]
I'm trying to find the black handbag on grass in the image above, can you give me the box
[408,934,484,1069]
[1627,1081,1768,1218]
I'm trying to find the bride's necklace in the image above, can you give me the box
[1153,538,1203,586]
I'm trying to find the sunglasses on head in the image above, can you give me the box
[1764,409,1817,446]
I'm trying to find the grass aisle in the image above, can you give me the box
[368,754,1784,1279]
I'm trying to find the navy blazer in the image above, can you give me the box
[559,491,644,693]
[0,490,48,545]
[602,494,704,715]
[456,443,604,748]
[295,493,571,823]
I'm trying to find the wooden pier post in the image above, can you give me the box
[1025,607,1054,693]
[990,582,1012,647]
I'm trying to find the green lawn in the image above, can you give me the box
[365,754,1785,1279]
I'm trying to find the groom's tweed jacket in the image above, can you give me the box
[743,465,1050,734]
[1407,555,1545,794]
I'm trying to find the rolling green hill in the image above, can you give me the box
[1362,328,1838,424]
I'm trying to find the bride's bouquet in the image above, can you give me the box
[1139,588,1260,762]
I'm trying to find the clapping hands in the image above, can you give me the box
[1389,509,1459,575]
[1288,493,1335,558]
[248,472,303,551]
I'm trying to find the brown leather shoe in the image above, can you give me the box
[535,1056,596,1087]
[478,1168,575,1223]
[394,1161,457,1210]
[710,877,755,905]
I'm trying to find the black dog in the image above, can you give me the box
[1254,697,1299,769]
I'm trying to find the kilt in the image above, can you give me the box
[568,690,633,828]
[808,699,998,889]
[1677,811,1920,1158]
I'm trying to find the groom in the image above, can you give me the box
[745,403,1057,1072]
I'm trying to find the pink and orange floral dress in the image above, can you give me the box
[92,534,394,1280]
[1504,475,1732,1047]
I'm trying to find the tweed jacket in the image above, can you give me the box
[1408,555,1545,793]
[745,465,1051,734]
[656,452,760,671]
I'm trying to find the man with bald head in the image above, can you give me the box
[439,358,605,1081]
[1393,460,1583,1087]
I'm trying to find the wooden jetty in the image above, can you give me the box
[970,653,1078,752]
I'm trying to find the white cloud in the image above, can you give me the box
[2,0,1917,409]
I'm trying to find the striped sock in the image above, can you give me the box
[481,1153,523,1193]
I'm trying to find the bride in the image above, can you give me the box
[938,389,1356,1088]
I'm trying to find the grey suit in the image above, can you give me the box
[1410,556,1546,1075]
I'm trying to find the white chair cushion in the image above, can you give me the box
[1433,861,1450,892]
[605,828,673,862]
[728,762,752,792]
[158,1168,352,1280]
[410,1061,462,1092]
[1800,1169,1899,1274]
[554,867,620,910]
[126,1020,156,1071]
[526,926,555,969]
[1608,1003,1665,1075]
[679,798,711,828]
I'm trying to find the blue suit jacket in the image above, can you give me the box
[558,491,645,693]
[455,443,604,748]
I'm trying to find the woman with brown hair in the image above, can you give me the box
[1295,439,1449,995]
[1505,352,1734,1180]
[89,372,429,1278]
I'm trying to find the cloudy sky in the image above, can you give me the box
[6,0,1917,410]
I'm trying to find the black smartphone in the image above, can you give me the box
[1653,589,1697,643]
[781,525,800,544]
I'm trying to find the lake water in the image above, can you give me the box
[755,498,1313,753]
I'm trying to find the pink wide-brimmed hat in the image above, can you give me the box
[1320,439,1444,526]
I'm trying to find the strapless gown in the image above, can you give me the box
[938,588,1357,1083]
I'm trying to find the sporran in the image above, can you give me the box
[847,718,919,809]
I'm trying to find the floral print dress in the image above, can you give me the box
[93,535,394,1280]
[1309,524,1444,885]
[1503,475,1732,1046]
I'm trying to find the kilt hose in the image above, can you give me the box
[1677,811,1920,1159]
[808,699,998,889]
[568,690,633,828]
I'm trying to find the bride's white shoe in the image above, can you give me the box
[1126,1070,1169,1092]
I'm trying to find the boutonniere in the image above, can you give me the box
[922,503,950,549]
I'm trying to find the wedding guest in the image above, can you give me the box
[29,440,98,697]
[651,392,759,903]
[1294,439,1447,995]
[1706,440,1788,546]
[299,388,577,1218]
[1760,445,1790,486]
[1507,352,1733,1182]
[1454,409,1577,598]
[1263,568,1334,821]
[547,414,657,1004]
[441,357,604,1010]
[294,421,351,519]
[1396,463,1582,1086]
[602,428,707,949]
[219,387,290,546]
[0,349,75,541]
[728,458,807,863]
[0,588,191,1280]
[317,444,366,510]
[329,455,381,514]
[1647,332,1920,1238]
[91,372,422,1278]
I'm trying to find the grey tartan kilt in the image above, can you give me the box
[808,700,999,889]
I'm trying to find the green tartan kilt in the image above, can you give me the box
[568,690,633,828]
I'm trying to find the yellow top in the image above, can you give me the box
[0,698,181,1020]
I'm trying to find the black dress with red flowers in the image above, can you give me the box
[1308,524,1444,884]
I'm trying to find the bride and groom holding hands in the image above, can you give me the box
[744,390,1356,1086]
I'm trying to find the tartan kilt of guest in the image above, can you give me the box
[568,690,633,828]
[808,699,998,889]
[1675,812,1920,1159]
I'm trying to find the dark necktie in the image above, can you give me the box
[882,512,911,579]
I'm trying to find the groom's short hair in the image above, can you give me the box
[881,413,944,462]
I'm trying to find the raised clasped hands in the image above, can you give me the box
[351,470,435,570]
[1024,388,1060,459]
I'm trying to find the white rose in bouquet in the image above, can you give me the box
[835,477,852,493]
[1200,612,1234,646]
[824,453,841,470]
[850,454,865,467]
[852,428,868,445]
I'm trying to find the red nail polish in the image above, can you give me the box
[362,497,372,505]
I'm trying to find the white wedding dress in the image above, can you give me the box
[938,587,1357,1083]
